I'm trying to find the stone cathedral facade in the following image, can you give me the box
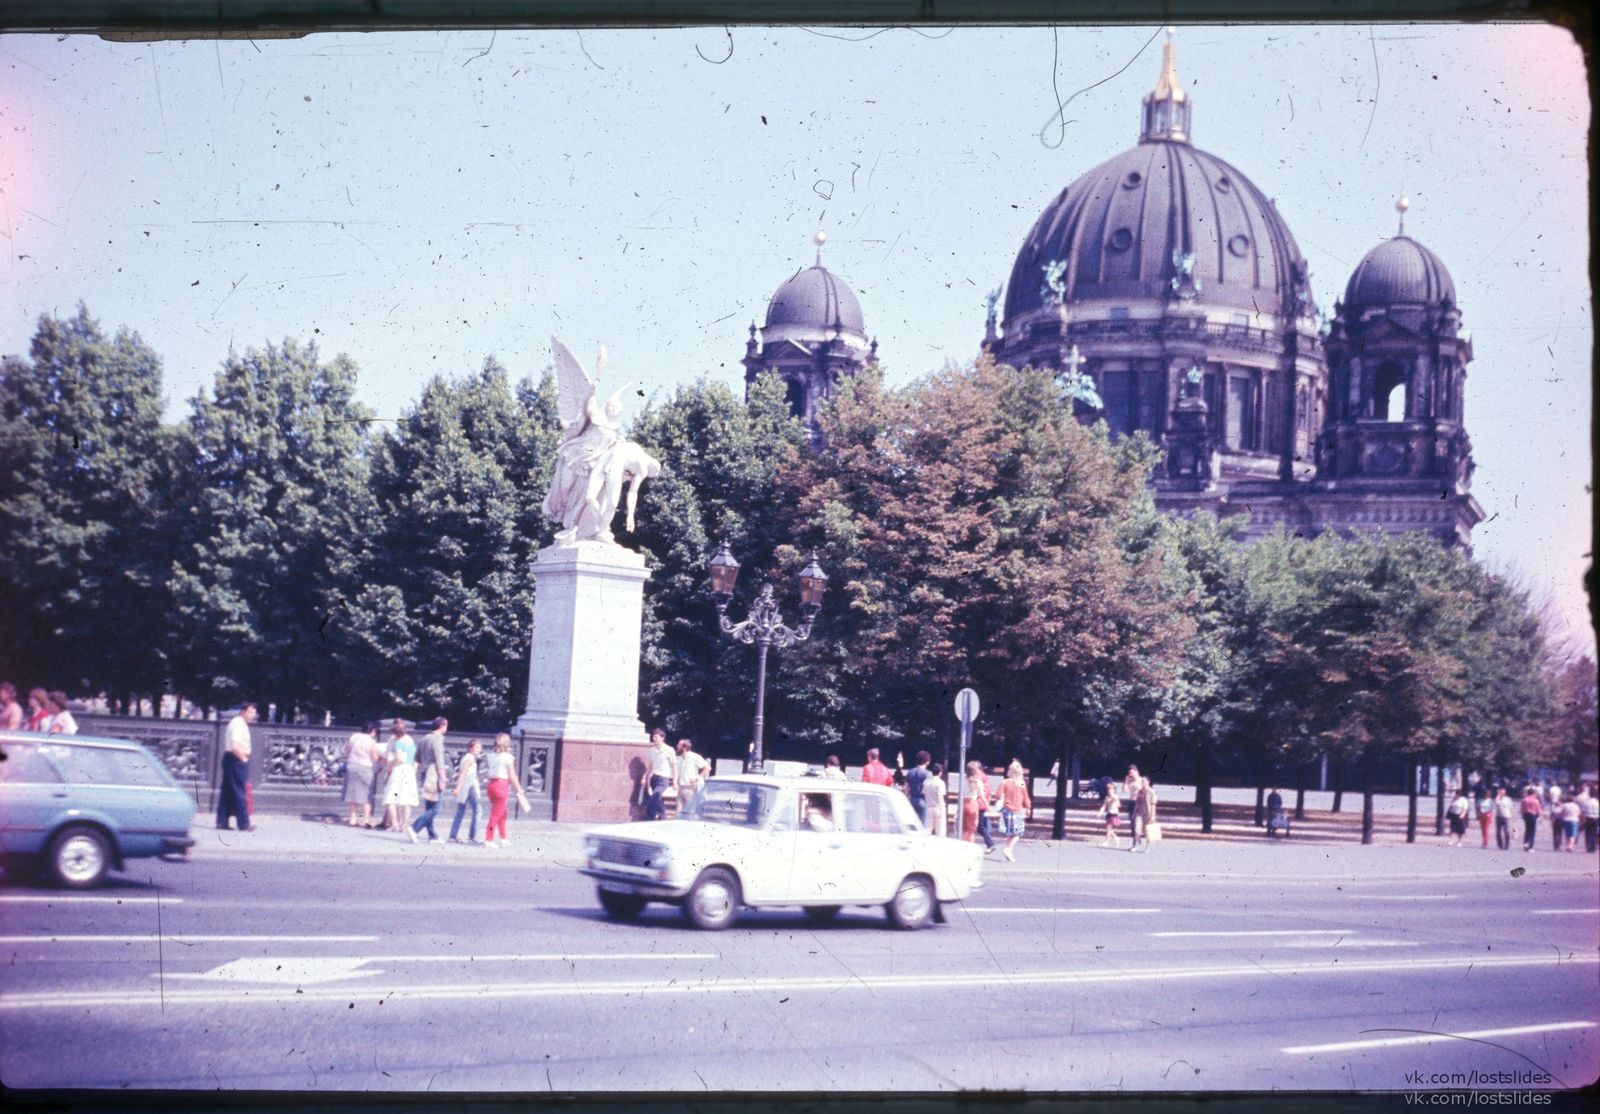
[743,32,1482,548]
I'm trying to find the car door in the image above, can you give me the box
[787,789,846,904]
[831,790,914,902]
[0,740,70,854]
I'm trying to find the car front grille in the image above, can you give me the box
[594,838,659,867]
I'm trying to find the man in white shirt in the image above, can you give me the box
[645,729,675,820]
[675,738,710,817]
[217,703,258,832]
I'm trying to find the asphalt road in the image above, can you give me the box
[1,838,1596,1093]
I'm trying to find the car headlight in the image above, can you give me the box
[582,836,600,858]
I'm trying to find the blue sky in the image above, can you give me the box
[0,24,1591,650]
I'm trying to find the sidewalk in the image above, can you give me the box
[192,812,1600,880]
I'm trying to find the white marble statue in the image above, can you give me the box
[542,337,662,545]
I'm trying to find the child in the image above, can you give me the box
[1100,783,1122,848]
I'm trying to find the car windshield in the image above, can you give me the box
[682,780,778,829]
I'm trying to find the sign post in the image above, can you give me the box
[953,687,980,839]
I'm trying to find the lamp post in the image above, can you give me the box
[708,541,827,774]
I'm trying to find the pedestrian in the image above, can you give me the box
[380,718,419,841]
[1122,763,1142,841]
[411,717,449,843]
[1520,785,1542,851]
[24,687,49,731]
[1559,798,1580,852]
[1266,786,1287,837]
[923,762,947,837]
[369,727,393,828]
[449,738,483,844]
[1546,781,1565,851]
[44,692,77,735]
[1474,786,1494,849]
[905,751,932,828]
[0,682,22,730]
[1446,788,1470,846]
[821,755,847,781]
[1493,787,1515,850]
[1099,782,1122,847]
[343,720,380,827]
[216,702,257,832]
[996,759,1031,862]
[483,733,516,847]
[861,747,893,787]
[1578,786,1599,854]
[675,737,709,817]
[645,729,675,820]
[961,760,995,852]
[1131,777,1159,852]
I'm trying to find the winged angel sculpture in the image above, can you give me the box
[541,337,661,545]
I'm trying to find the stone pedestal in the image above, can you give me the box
[515,541,651,824]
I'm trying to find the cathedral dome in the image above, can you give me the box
[764,263,865,335]
[1002,139,1312,321]
[1342,235,1457,312]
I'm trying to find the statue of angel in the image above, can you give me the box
[541,337,661,545]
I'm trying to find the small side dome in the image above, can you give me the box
[765,265,866,335]
[1343,236,1457,311]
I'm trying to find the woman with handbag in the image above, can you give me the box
[961,761,995,853]
[483,733,516,848]
[343,721,379,827]
[380,719,419,841]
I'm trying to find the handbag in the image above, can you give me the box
[1145,822,1163,842]
[422,764,440,797]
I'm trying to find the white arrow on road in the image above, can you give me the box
[160,957,381,985]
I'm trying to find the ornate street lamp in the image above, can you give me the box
[708,541,827,774]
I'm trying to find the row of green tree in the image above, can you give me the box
[1,307,1593,842]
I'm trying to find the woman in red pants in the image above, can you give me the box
[483,732,515,847]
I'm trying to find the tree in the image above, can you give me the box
[625,373,810,759]
[0,306,177,708]
[330,359,561,727]
[782,357,1192,819]
[167,339,372,718]
[1546,656,1599,785]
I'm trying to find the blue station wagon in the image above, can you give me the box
[0,731,197,888]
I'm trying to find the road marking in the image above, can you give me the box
[0,896,183,905]
[0,934,378,944]
[6,952,1593,1012]
[1150,930,1355,938]
[162,957,380,985]
[962,907,1162,915]
[1282,1021,1597,1055]
[371,952,720,962]
[1354,895,1455,901]
[1533,909,1599,916]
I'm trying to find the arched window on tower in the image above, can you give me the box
[1101,370,1136,438]
[1373,361,1407,421]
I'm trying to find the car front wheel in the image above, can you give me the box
[49,826,111,889]
[683,867,740,930]
[885,875,934,930]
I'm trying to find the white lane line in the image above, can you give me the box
[5,952,1593,1012]
[1283,1021,1596,1055]
[1150,930,1355,938]
[1354,895,1456,901]
[962,907,1162,914]
[0,896,183,905]
[1533,909,1599,916]
[0,934,378,944]
[150,952,722,984]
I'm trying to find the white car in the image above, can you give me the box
[579,774,984,930]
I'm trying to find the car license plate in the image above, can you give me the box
[599,881,637,895]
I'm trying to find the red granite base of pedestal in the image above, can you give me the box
[551,737,650,824]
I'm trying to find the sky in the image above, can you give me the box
[0,23,1592,651]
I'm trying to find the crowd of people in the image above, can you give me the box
[0,683,79,735]
[1445,781,1600,854]
[342,718,531,847]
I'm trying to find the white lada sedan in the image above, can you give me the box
[579,775,983,930]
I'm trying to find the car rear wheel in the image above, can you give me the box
[49,826,111,889]
[597,887,648,920]
[803,905,842,923]
[683,867,740,931]
[885,875,934,930]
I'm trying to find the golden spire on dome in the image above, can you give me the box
[1140,27,1192,144]
[1395,195,1410,236]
